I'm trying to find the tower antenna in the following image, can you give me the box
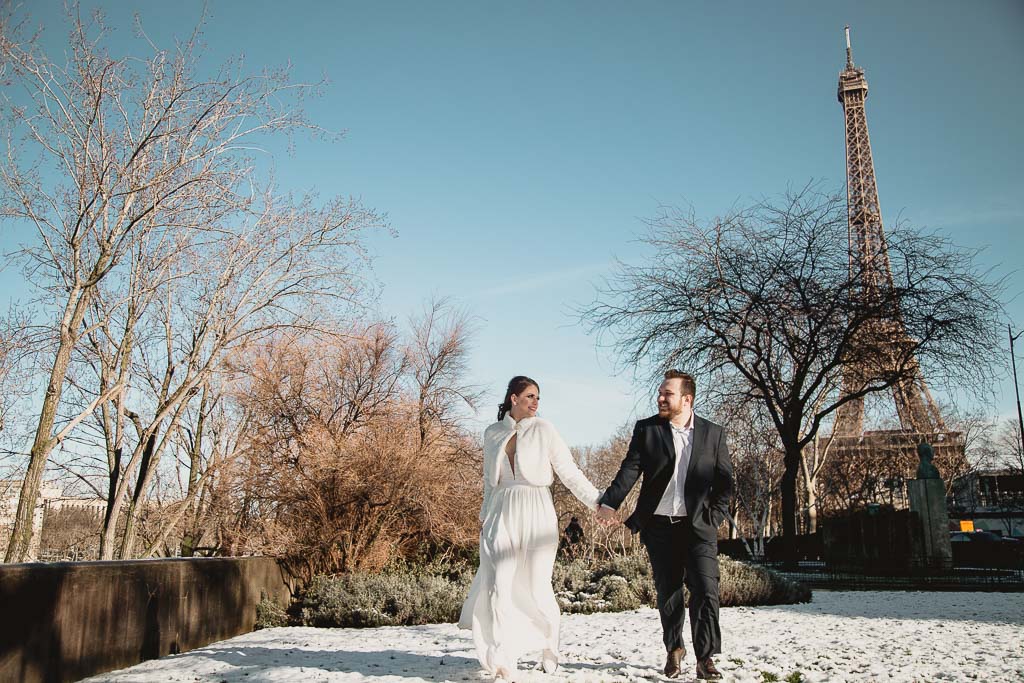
[845,25,854,68]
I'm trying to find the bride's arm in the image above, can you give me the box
[479,437,495,522]
[480,469,493,523]
[545,423,601,510]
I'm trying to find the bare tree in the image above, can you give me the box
[407,298,481,449]
[552,425,645,559]
[992,420,1024,536]
[137,377,254,558]
[584,185,1005,547]
[713,398,785,552]
[0,308,31,436]
[948,418,1024,538]
[317,323,408,438]
[0,7,382,561]
[110,188,379,560]
[798,432,832,534]
[993,419,1024,475]
[76,227,175,558]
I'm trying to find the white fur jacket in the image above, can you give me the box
[480,414,601,521]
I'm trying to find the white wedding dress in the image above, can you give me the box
[459,415,600,677]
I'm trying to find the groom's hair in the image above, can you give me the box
[663,370,696,399]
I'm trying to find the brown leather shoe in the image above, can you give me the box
[663,647,685,678]
[696,657,723,680]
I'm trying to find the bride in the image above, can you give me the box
[459,375,601,680]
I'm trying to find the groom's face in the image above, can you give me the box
[657,378,693,419]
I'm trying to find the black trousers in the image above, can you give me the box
[640,515,722,659]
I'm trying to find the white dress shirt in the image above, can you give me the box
[654,413,695,516]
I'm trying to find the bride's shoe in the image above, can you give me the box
[494,665,515,681]
[488,646,515,681]
[541,649,558,674]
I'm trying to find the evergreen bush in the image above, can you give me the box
[301,564,473,627]
[255,597,290,629]
[300,553,809,627]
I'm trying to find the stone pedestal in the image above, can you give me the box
[906,478,953,569]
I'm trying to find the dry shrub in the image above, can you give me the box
[207,307,482,580]
[265,410,480,579]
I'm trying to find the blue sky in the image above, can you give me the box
[6,1,1024,448]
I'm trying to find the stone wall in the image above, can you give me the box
[0,557,296,683]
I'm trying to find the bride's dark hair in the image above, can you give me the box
[497,375,539,421]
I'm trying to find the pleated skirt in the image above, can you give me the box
[458,483,562,673]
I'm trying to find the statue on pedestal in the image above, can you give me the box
[907,441,953,570]
[915,442,941,479]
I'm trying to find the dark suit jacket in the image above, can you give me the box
[599,414,733,541]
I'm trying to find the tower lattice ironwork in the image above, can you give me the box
[831,27,962,472]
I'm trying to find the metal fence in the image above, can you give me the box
[757,559,1024,591]
[718,533,1024,590]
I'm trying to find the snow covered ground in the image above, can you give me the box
[83,590,1023,683]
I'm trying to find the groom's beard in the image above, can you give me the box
[658,405,688,421]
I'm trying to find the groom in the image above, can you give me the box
[596,370,733,680]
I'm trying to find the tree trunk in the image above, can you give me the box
[5,290,89,562]
[417,390,429,449]
[807,484,818,535]
[181,389,209,557]
[780,444,802,566]
[729,499,739,539]
[98,446,123,559]
[799,449,819,535]
[99,426,155,560]
[118,431,159,558]
[98,511,121,560]
[98,372,130,560]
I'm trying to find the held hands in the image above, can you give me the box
[594,504,619,527]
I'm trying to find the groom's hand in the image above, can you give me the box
[595,505,618,526]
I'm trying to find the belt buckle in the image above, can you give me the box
[668,515,682,525]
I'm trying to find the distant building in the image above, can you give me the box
[46,497,107,515]
[950,469,1024,538]
[0,479,64,560]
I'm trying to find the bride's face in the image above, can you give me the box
[510,384,540,420]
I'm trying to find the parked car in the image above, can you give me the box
[949,530,1023,569]
[949,530,1021,543]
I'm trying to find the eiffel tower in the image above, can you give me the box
[831,27,963,485]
